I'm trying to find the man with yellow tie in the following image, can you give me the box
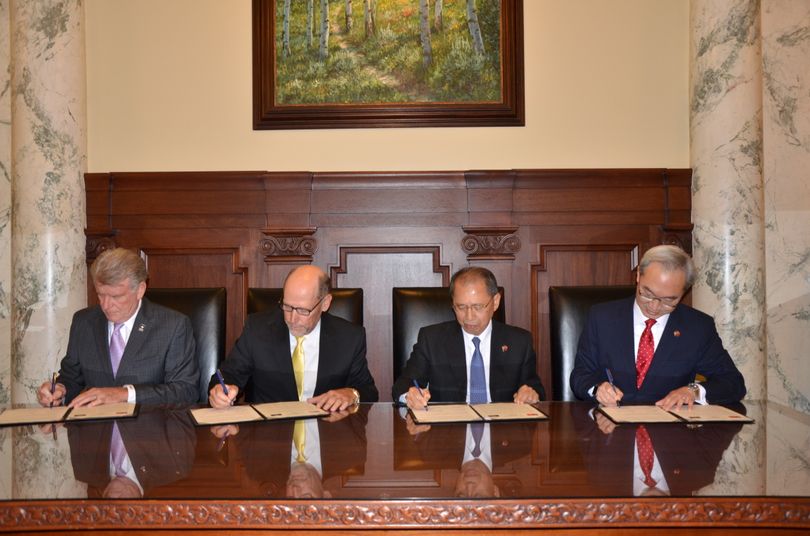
[208,265,378,411]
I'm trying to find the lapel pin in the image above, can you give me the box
[138,324,145,332]
[673,330,681,337]
[501,345,509,353]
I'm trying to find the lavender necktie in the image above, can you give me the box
[110,422,127,477]
[110,323,125,377]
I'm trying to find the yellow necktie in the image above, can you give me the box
[293,419,307,463]
[292,335,305,400]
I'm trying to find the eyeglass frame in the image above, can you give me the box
[452,295,495,314]
[278,294,327,317]
[636,286,681,310]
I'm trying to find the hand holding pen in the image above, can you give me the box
[208,369,238,409]
[36,373,65,408]
[408,379,430,411]
[596,368,623,407]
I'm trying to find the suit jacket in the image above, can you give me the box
[59,298,199,405]
[391,320,545,402]
[68,408,196,497]
[569,297,746,404]
[569,403,744,496]
[214,310,379,403]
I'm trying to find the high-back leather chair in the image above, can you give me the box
[548,285,636,401]
[392,287,506,381]
[145,287,227,403]
[247,288,364,326]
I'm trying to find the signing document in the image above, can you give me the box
[65,402,137,421]
[190,405,264,426]
[0,406,70,426]
[599,405,682,424]
[252,401,328,420]
[670,404,753,423]
[410,403,482,424]
[472,402,547,422]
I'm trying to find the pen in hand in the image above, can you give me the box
[412,379,428,411]
[215,369,230,401]
[49,372,58,408]
[605,368,620,407]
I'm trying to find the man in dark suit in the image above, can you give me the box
[570,245,746,409]
[68,407,196,498]
[37,248,199,407]
[392,267,544,409]
[209,265,378,411]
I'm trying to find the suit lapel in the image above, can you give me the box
[489,321,507,399]
[314,315,330,395]
[117,301,150,377]
[616,298,636,383]
[93,308,115,379]
[649,304,683,374]
[444,324,467,395]
[272,314,298,396]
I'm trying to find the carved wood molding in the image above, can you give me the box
[1,499,808,531]
[657,223,694,255]
[330,246,451,287]
[461,226,521,260]
[260,227,318,264]
[84,233,117,262]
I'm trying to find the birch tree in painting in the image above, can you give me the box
[345,0,353,33]
[466,0,485,55]
[282,0,292,57]
[364,0,376,37]
[433,0,443,32]
[419,0,433,67]
[306,0,314,48]
[319,0,330,60]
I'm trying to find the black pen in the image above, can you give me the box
[605,368,620,407]
[412,379,428,411]
[49,372,58,408]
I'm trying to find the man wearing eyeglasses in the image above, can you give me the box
[392,267,545,409]
[209,265,378,411]
[570,245,746,409]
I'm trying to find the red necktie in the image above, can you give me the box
[636,318,656,388]
[636,425,657,487]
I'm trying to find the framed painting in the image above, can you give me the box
[253,0,524,129]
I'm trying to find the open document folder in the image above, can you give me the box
[599,404,753,424]
[0,402,137,426]
[190,401,329,426]
[410,402,547,424]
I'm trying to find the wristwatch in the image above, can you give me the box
[687,382,701,399]
[349,388,361,405]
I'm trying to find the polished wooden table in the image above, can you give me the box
[0,401,808,534]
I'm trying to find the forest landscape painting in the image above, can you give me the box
[253,0,524,129]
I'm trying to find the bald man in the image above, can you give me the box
[209,266,378,411]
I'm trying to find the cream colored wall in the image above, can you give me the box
[85,0,689,172]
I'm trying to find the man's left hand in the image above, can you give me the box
[656,385,696,412]
[513,384,540,404]
[69,387,129,408]
[308,388,357,412]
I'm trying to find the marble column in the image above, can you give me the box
[10,0,87,405]
[761,1,810,414]
[0,0,12,407]
[690,0,766,400]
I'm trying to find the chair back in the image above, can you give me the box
[247,288,364,325]
[392,287,505,381]
[548,285,636,401]
[145,287,227,403]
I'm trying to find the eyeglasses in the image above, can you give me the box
[453,296,494,314]
[636,287,680,309]
[279,294,326,317]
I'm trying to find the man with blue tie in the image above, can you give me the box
[569,245,746,409]
[392,267,545,410]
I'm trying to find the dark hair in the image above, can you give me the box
[449,267,498,297]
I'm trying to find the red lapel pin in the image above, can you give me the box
[673,330,681,337]
[501,345,509,352]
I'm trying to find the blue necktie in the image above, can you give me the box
[470,337,487,404]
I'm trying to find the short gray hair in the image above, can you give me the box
[639,245,696,289]
[90,248,148,289]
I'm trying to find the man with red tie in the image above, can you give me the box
[569,245,746,409]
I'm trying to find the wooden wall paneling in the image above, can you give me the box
[329,246,451,402]
[141,248,248,355]
[531,245,640,401]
